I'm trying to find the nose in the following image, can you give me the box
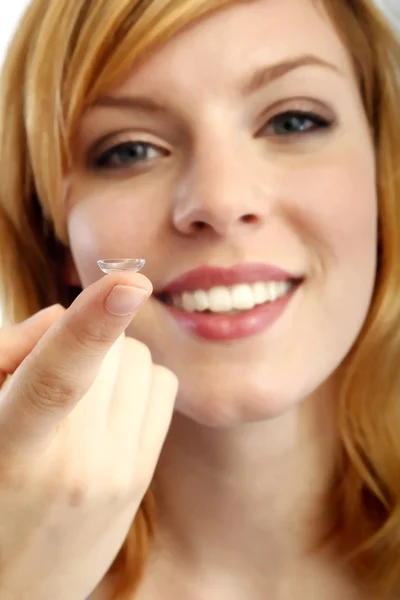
[172,141,268,237]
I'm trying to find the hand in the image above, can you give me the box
[0,272,178,600]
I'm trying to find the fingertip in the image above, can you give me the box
[97,271,153,298]
[36,304,66,321]
[129,272,153,294]
[17,304,65,327]
[105,285,150,316]
[47,303,66,314]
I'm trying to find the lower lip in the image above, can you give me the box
[160,284,300,341]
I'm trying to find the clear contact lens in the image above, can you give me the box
[97,258,146,273]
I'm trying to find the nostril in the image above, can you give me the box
[192,221,207,231]
[182,213,259,234]
[241,214,258,224]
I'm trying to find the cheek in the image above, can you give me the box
[281,144,378,278]
[281,143,378,351]
[65,186,163,287]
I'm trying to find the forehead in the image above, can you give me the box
[111,0,354,96]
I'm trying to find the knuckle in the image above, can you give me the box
[135,341,152,363]
[125,338,153,363]
[114,474,140,501]
[124,464,151,500]
[107,453,151,502]
[153,364,179,391]
[132,467,151,498]
[96,469,147,507]
[67,319,117,355]
[26,369,79,412]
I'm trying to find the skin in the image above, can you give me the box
[65,0,378,597]
[0,274,179,600]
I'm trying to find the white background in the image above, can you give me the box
[0,1,29,67]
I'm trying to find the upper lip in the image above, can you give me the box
[157,263,303,295]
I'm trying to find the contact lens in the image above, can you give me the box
[97,258,146,273]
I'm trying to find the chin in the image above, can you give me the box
[129,302,349,429]
[172,374,324,428]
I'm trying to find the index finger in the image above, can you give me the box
[0,272,152,451]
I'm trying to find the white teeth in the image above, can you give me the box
[252,281,269,304]
[193,290,209,311]
[231,284,255,310]
[208,286,232,312]
[181,292,197,312]
[170,280,293,314]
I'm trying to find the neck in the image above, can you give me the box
[148,381,365,598]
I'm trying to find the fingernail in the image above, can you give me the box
[105,285,149,316]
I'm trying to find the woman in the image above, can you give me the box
[0,0,399,598]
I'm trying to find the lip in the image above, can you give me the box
[159,282,300,341]
[155,263,303,342]
[157,263,302,295]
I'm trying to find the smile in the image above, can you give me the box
[159,280,296,315]
[155,263,303,341]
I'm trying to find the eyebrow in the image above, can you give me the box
[241,54,343,96]
[91,95,167,114]
[91,54,343,113]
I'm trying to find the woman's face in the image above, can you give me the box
[66,0,377,426]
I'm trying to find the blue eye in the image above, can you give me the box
[94,141,164,169]
[264,110,332,136]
